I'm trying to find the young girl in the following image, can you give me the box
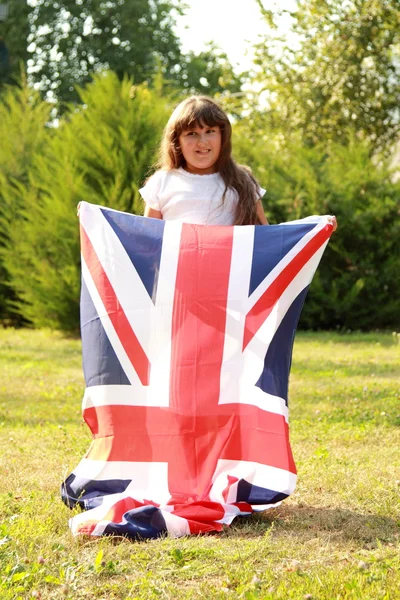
[140,95,268,226]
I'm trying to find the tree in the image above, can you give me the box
[177,43,244,97]
[0,75,51,323]
[2,72,171,331]
[26,0,243,103]
[253,0,400,151]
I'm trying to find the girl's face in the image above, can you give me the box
[178,124,222,175]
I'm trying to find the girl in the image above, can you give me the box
[140,95,268,226]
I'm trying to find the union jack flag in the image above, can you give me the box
[61,201,333,538]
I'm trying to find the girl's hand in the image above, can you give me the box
[144,206,163,220]
[328,216,337,232]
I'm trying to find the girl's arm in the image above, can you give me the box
[256,200,268,225]
[144,205,163,220]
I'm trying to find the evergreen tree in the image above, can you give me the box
[2,71,170,331]
[0,75,51,323]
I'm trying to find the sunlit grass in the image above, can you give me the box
[0,329,399,599]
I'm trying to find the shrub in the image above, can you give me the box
[234,125,400,330]
[2,72,171,331]
[0,77,51,323]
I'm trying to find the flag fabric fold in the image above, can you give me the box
[61,201,333,538]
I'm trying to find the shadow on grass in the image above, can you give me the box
[68,505,399,546]
[223,504,400,545]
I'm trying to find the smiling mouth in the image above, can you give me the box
[196,150,211,154]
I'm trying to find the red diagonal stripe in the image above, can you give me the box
[243,223,333,350]
[80,224,150,385]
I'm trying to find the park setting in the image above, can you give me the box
[0,1,399,599]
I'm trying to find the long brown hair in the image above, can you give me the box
[156,96,263,225]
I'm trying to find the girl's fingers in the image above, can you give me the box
[328,215,337,232]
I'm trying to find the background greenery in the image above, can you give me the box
[0,0,399,331]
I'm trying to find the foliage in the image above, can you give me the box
[253,0,400,150]
[2,71,171,331]
[26,0,242,103]
[0,75,52,323]
[0,329,399,599]
[2,0,400,332]
[234,0,400,329]
[234,122,400,329]
[177,42,245,97]
[28,0,182,102]
[1,73,399,331]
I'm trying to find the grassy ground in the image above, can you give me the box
[0,329,399,600]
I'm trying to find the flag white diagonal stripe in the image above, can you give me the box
[81,256,144,386]
[80,203,155,358]
[246,218,329,311]
[244,237,330,359]
[220,218,331,415]
[73,459,170,503]
[209,459,297,504]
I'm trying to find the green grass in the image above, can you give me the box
[0,329,399,600]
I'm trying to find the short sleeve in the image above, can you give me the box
[257,186,266,199]
[139,171,164,211]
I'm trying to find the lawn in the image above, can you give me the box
[0,329,399,599]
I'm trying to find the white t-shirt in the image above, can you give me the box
[139,168,266,226]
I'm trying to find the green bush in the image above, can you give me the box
[2,76,399,332]
[0,77,51,323]
[2,72,171,332]
[234,125,400,330]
